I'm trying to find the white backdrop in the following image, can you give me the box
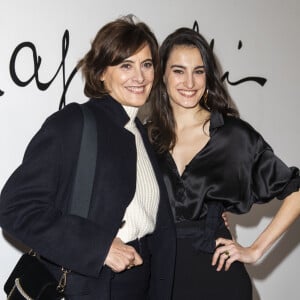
[1,1,299,299]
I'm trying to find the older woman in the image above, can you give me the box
[0,16,175,300]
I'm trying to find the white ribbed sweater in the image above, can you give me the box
[116,106,159,243]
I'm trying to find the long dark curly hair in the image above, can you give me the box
[147,27,238,154]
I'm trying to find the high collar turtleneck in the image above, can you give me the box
[122,105,139,128]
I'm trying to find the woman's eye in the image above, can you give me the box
[195,69,205,75]
[143,61,153,68]
[120,63,131,69]
[173,69,183,74]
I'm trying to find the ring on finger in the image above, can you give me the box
[223,250,230,258]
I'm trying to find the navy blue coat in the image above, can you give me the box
[0,96,176,299]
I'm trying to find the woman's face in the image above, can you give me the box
[101,44,154,107]
[163,45,206,111]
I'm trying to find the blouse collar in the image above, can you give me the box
[210,110,225,130]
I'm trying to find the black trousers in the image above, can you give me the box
[172,237,252,300]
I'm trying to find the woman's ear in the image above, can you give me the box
[100,72,105,82]
[100,69,106,82]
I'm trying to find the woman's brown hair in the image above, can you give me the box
[77,15,159,98]
[147,27,238,154]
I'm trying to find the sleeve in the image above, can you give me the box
[0,112,109,277]
[252,135,300,203]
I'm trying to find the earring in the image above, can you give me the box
[203,89,210,110]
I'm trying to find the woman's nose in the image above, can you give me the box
[133,67,145,83]
[184,73,194,88]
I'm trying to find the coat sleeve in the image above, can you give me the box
[0,108,112,277]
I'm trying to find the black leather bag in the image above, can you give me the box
[4,253,67,299]
[3,105,97,300]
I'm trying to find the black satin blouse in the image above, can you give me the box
[158,111,300,253]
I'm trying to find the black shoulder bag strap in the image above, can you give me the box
[69,105,98,218]
[56,104,98,291]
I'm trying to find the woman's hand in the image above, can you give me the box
[212,237,261,271]
[104,237,143,272]
[214,192,300,272]
[222,212,230,230]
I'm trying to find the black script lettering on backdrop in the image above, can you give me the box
[0,24,267,107]
[8,30,78,109]
[193,21,267,87]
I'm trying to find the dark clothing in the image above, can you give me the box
[158,111,300,299]
[0,96,176,299]
[109,237,151,300]
[158,111,300,253]
[172,237,252,300]
[41,236,152,299]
